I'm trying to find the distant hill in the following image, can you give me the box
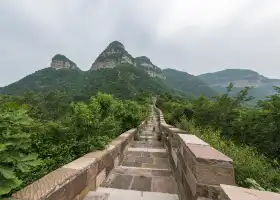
[1,40,218,100]
[198,69,280,100]
[163,68,217,98]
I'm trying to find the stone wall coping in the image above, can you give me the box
[220,184,280,200]
[12,125,140,200]
[187,143,233,163]
[178,134,209,146]
[169,127,188,133]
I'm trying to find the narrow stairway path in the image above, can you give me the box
[84,108,178,200]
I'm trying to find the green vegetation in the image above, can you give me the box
[0,103,41,196]
[162,68,217,98]
[157,84,280,192]
[0,65,181,100]
[0,92,150,197]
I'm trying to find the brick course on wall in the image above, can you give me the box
[12,120,147,200]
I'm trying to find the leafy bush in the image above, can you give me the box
[0,92,149,197]
[0,103,41,196]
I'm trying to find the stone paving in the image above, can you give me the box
[85,109,179,200]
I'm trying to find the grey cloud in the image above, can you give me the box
[0,0,280,86]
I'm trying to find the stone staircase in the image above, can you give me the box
[83,111,178,200]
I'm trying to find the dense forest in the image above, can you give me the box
[156,84,280,192]
[0,91,151,197]
[0,65,184,100]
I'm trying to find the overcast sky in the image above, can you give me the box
[0,0,280,86]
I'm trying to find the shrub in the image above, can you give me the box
[0,103,41,196]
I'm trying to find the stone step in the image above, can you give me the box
[128,147,166,153]
[122,150,170,169]
[100,169,178,193]
[139,135,157,140]
[111,165,172,175]
[129,141,164,148]
[83,191,109,200]
[84,188,179,200]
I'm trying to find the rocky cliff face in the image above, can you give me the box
[50,54,79,70]
[135,56,165,79]
[91,41,135,70]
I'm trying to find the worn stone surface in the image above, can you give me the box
[63,157,96,170]
[13,167,77,200]
[47,170,87,200]
[122,161,142,167]
[178,134,209,146]
[131,176,152,191]
[84,191,110,200]
[220,184,280,200]
[106,174,133,189]
[96,169,106,188]
[152,177,177,194]
[195,164,235,185]
[169,127,188,133]
[151,152,168,158]
[135,156,154,164]
[186,144,233,164]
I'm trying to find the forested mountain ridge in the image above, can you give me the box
[0,64,179,100]
[198,69,280,100]
[163,68,218,97]
[0,41,215,99]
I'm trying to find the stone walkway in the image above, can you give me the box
[84,109,178,200]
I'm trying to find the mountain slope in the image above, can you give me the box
[198,69,280,100]
[135,56,165,78]
[0,68,86,96]
[0,64,179,100]
[84,64,176,99]
[163,68,217,98]
[1,41,218,100]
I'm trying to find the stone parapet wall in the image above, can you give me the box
[155,106,235,200]
[155,106,280,200]
[219,184,280,200]
[12,120,147,200]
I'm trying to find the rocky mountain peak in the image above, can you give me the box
[91,41,135,70]
[108,41,125,49]
[135,56,165,79]
[50,54,79,70]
